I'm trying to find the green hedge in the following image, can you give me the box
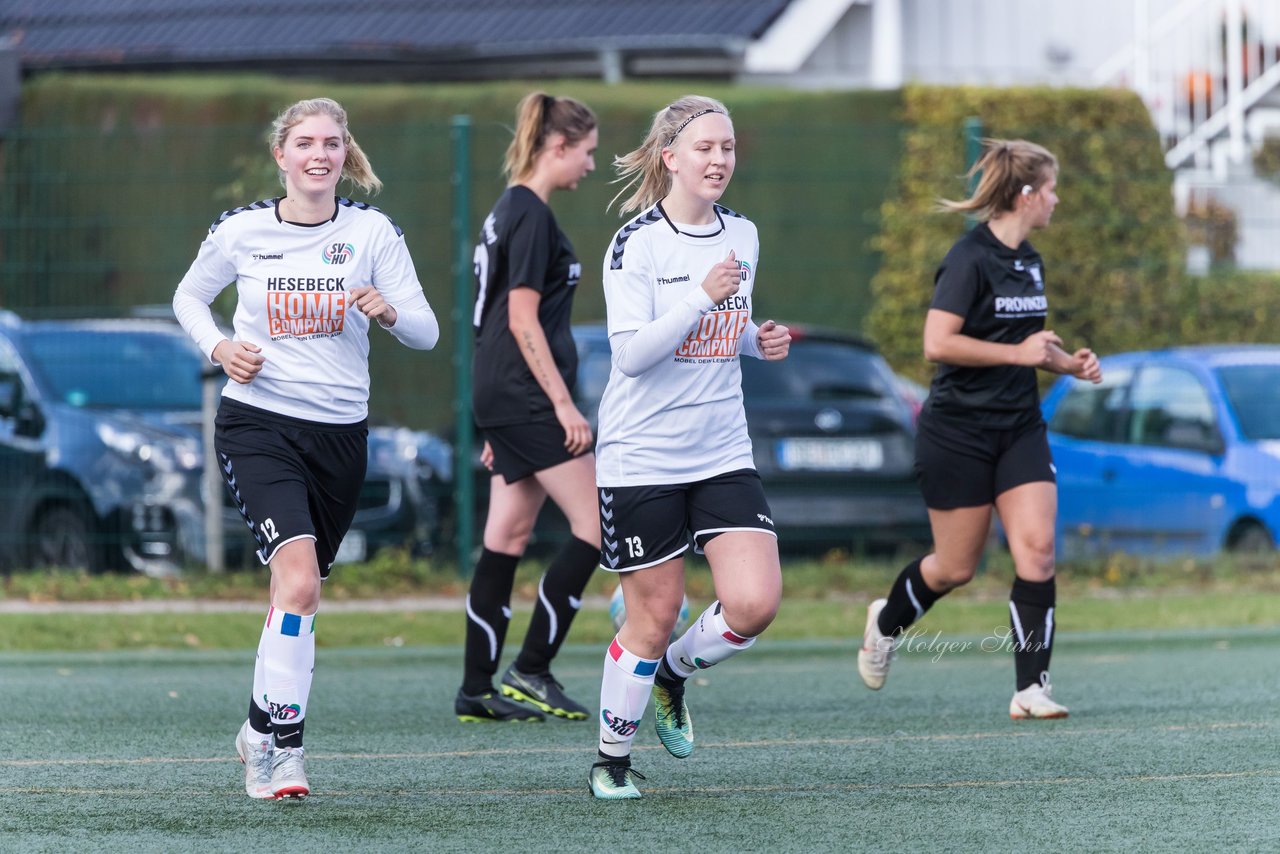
[5,74,902,429]
[11,75,1275,423]
[1171,269,1280,343]
[867,85,1188,382]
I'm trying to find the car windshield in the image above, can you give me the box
[741,340,891,401]
[24,328,206,410]
[1217,363,1280,440]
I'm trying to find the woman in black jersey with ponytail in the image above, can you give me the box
[857,139,1102,719]
[455,92,601,723]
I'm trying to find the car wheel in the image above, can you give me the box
[29,504,97,572]
[1227,521,1273,554]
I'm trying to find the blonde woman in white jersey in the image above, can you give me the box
[587,96,791,799]
[173,98,439,799]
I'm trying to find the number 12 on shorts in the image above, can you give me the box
[260,518,280,543]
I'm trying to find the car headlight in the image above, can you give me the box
[370,428,420,470]
[415,432,453,482]
[369,427,452,482]
[96,422,201,472]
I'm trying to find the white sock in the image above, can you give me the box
[250,624,270,728]
[597,636,659,759]
[261,606,316,742]
[664,600,756,679]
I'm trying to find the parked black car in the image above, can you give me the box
[0,311,446,575]
[460,323,930,554]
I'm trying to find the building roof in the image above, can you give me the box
[1,0,792,79]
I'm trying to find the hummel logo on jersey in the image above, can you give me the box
[252,252,284,261]
[657,274,691,286]
[757,513,773,526]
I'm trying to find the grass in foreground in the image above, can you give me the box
[2,586,1280,652]
[2,630,1279,851]
[2,547,1279,652]
[3,546,1279,604]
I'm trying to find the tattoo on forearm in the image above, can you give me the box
[522,330,555,389]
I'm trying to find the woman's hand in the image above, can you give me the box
[1065,347,1103,384]
[1044,340,1103,383]
[1015,330,1066,368]
[350,285,397,328]
[480,440,494,471]
[212,339,264,384]
[756,319,791,361]
[700,250,742,305]
[555,401,594,456]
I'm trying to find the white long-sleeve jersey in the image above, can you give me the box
[173,197,438,423]
[595,202,764,487]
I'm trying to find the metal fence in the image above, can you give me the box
[0,113,1274,574]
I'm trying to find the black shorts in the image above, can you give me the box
[484,420,581,483]
[914,412,1055,510]
[598,468,776,572]
[214,398,367,578]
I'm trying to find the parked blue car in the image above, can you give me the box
[1042,345,1280,558]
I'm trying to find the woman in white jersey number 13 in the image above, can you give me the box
[172,98,439,800]
[586,96,791,800]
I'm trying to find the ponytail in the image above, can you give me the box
[939,138,1058,221]
[503,92,596,185]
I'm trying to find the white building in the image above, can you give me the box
[740,0,1280,269]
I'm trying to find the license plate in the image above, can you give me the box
[334,529,367,564]
[776,438,884,471]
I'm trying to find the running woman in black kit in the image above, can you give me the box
[455,92,602,723]
[857,139,1102,718]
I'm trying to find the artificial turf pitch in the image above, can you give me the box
[2,628,1278,852]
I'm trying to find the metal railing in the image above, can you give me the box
[1094,0,1280,168]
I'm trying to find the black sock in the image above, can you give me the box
[514,536,598,674]
[877,557,945,637]
[461,548,520,695]
[1010,576,1056,691]
[247,699,272,735]
[655,654,685,688]
[273,720,305,750]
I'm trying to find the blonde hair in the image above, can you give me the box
[939,138,1058,221]
[270,97,382,195]
[503,92,597,185]
[610,95,731,215]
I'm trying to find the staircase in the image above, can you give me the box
[1093,0,1280,169]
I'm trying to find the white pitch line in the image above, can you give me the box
[4,768,1276,800]
[1,719,1270,768]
